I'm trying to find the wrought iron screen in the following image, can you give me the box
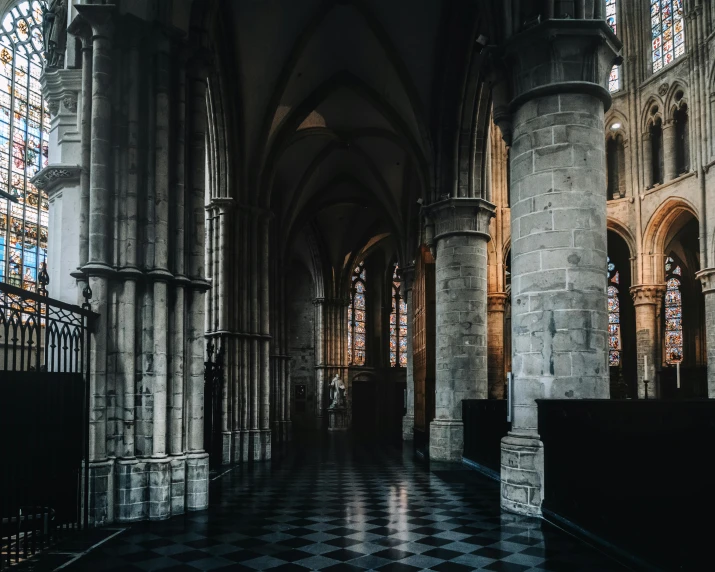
[0,277,95,569]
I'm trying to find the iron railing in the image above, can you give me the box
[0,271,95,569]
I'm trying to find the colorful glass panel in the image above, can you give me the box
[0,1,48,290]
[664,257,683,364]
[607,0,620,92]
[348,262,366,366]
[651,0,685,73]
[607,257,621,366]
[390,264,408,367]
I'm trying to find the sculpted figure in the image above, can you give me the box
[43,0,67,68]
[328,374,346,408]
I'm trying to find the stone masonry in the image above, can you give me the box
[497,17,620,516]
[426,198,494,461]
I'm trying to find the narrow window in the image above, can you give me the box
[607,0,620,92]
[390,264,407,367]
[607,257,621,367]
[674,103,689,175]
[348,261,366,366]
[650,119,664,185]
[651,0,686,73]
[0,1,50,290]
[664,256,683,364]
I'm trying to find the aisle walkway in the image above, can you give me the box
[64,436,629,571]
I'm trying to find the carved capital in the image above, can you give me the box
[423,198,496,243]
[695,268,715,294]
[47,98,60,117]
[487,292,508,313]
[630,284,665,306]
[73,4,115,39]
[30,164,82,196]
[62,93,77,113]
[41,68,81,118]
[398,263,415,297]
[498,20,622,112]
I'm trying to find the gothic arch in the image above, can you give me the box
[641,95,664,131]
[665,82,689,118]
[643,198,699,284]
[607,218,637,260]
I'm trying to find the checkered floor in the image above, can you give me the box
[63,436,630,571]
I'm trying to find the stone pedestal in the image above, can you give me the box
[496,18,620,516]
[696,269,715,397]
[631,285,665,399]
[328,407,348,431]
[425,198,494,462]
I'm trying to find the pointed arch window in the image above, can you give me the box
[651,0,686,74]
[390,264,407,367]
[607,0,620,92]
[348,261,366,366]
[607,257,621,367]
[0,1,49,291]
[664,256,683,364]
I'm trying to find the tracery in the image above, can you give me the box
[347,261,366,366]
[390,264,407,368]
[0,0,49,291]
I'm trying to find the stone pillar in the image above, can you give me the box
[487,292,508,399]
[401,265,415,441]
[314,298,326,430]
[642,132,653,189]
[696,269,715,397]
[662,120,677,182]
[631,285,664,399]
[497,19,619,516]
[425,198,495,461]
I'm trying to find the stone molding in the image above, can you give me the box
[424,197,496,243]
[487,292,508,313]
[630,284,666,306]
[30,164,82,196]
[695,269,715,294]
[499,20,621,111]
[41,68,82,118]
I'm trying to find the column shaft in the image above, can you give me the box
[662,121,676,182]
[426,199,494,461]
[487,293,508,399]
[631,286,663,399]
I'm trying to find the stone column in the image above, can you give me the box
[425,198,495,462]
[642,132,653,189]
[401,265,415,441]
[696,269,715,397]
[487,292,508,399]
[662,120,677,182]
[497,19,619,516]
[631,285,664,399]
[314,298,326,430]
[73,3,114,525]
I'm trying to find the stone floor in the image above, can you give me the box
[60,435,631,571]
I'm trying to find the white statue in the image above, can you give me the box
[329,374,347,408]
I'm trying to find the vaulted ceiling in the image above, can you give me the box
[207,0,495,285]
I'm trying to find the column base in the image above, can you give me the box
[429,419,464,461]
[147,457,171,521]
[248,429,271,461]
[115,458,146,522]
[186,452,209,511]
[402,414,414,441]
[500,433,544,517]
[280,420,292,442]
[87,459,114,526]
[221,432,232,465]
[232,430,250,462]
[170,455,187,515]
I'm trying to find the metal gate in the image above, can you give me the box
[204,337,224,468]
[0,273,95,569]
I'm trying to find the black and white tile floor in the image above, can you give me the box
[62,436,631,571]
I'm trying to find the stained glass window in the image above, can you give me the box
[651,0,686,73]
[607,0,620,92]
[664,256,683,364]
[347,261,366,366]
[607,257,621,366]
[390,264,407,368]
[0,1,49,291]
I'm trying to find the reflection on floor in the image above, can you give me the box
[63,435,630,571]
